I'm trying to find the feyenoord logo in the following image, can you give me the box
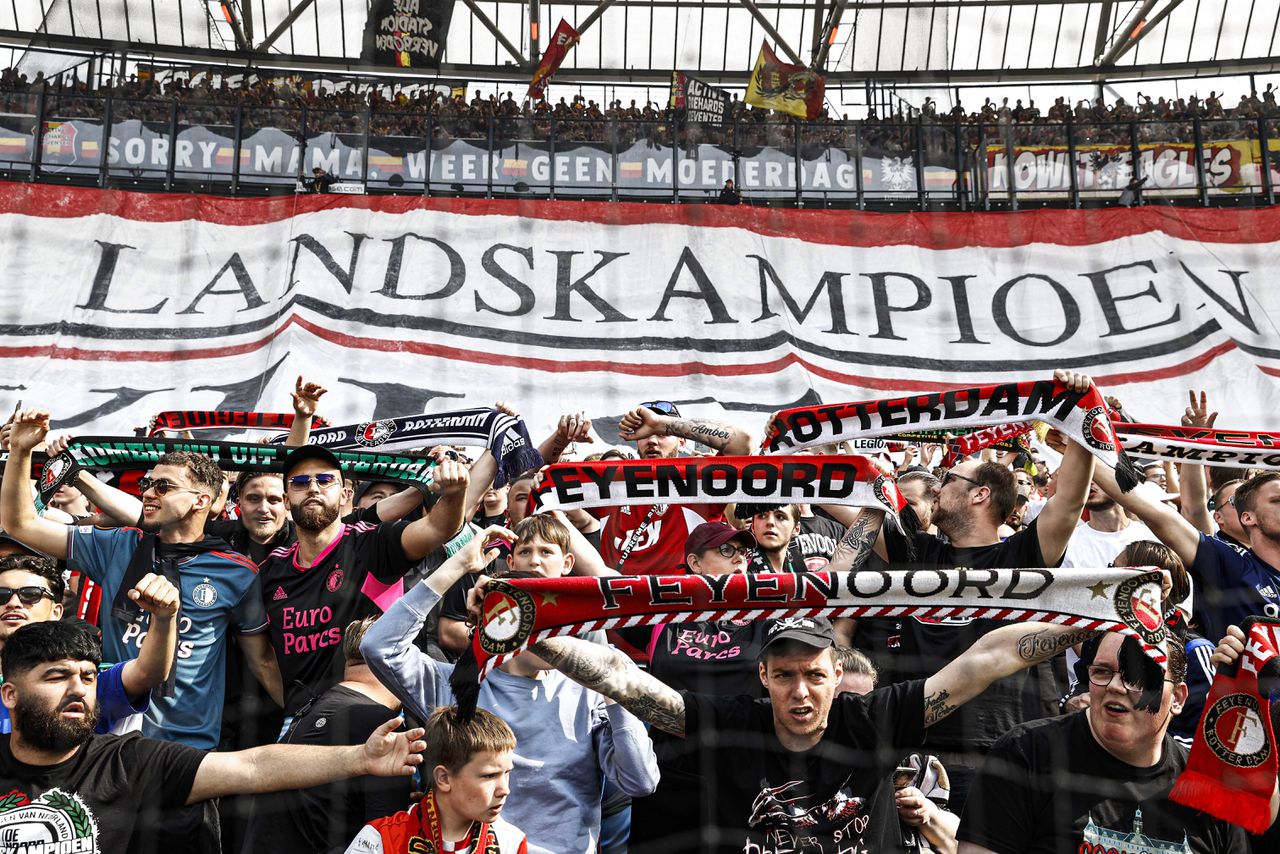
[478,584,537,656]
[1203,692,1271,767]
[1079,405,1116,452]
[355,420,396,448]
[1113,575,1165,643]
[326,569,344,592]
[40,456,70,493]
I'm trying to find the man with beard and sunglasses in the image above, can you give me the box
[0,620,426,854]
[258,446,470,722]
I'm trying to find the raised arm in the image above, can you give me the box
[618,407,752,456]
[540,411,594,464]
[119,573,181,700]
[400,459,469,561]
[1177,390,1216,536]
[187,718,424,804]
[920,622,1099,726]
[1032,370,1097,565]
[825,508,887,573]
[0,410,71,558]
[1093,455,1201,567]
[529,634,686,736]
[285,376,327,447]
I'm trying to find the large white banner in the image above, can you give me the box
[2,182,1279,443]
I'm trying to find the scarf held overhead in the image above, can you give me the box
[148,410,329,436]
[1117,423,1280,472]
[274,408,541,487]
[762,379,1141,490]
[464,568,1168,684]
[36,437,439,506]
[1170,617,1280,834]
[531,455,905,523]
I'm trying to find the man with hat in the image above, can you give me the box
[256,445,470,720]
[524,606,1098,853]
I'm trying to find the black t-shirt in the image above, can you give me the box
[243,684,411,854]
[747,517,844,574]
[959,712,1248,854]
[681,679,926,854]
[899,520,1051,750]
[0,732,204,854]
[259,520,416,714]
[207,505,379,565]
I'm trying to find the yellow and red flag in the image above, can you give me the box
[744,41,825,120]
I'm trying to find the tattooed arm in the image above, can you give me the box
[920,623,1100,727]
[529,635,687,736]
[825,509,886,573]
[617,407,752,455]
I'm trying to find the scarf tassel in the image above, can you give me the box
[1169,771,1273,835]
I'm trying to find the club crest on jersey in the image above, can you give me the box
[0,787,98,849]
[192,580,218,608]
[479,585,537,655]
[326,569,344,592]
[1203,692,1271,767]
[1080,405,1116,452]
[1112,575,1165,643]
[355,420,396,448]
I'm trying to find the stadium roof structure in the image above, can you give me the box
[0,0,1278,86]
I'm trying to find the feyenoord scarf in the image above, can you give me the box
[416,789,497,853]
[1171,616,1280,833]
[762,379,1142,490]
[1117,423,1280,473]
[148,410,329,436]
[530,455,905,525]
[452,568,1169,713]
[275,408,542,487]
[35,436,440,506]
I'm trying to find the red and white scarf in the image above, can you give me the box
[530,455,905,523]
[762,379,1141,490]
[1171,617,1280,834]
[1117,423,1280,473]
[148,409,328,435]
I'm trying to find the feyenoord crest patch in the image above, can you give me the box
[326,569,344,592]
[478,584,537,656]
[1080,405,1116,452]
[355,420,397,448]
[192,580,218,608]
[40,455,72,494]
[1203,693,1272,768]
[1113,574,1165,643]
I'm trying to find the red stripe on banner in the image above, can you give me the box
[1,180,1280,248]
[0,312,1240,392]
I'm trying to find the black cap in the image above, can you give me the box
[762,616,836,652]
[281,445,342,478]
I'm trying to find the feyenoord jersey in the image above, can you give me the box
[596,504,722,575]
[259,521,414,714]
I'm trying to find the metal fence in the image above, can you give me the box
[2,92,1277,208]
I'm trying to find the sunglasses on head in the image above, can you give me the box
[640,400,680,417]
[0,586,55,606]
[287,473,341,490]
[138,476,201,497]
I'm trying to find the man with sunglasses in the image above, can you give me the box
[0,408,281,753]
[958,633,1251,853]
[588,401,751,577]
[258,446,470,721]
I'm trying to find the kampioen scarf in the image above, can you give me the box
[530,455,905,526]
[36,437,440,506]
[148,410,329,436]
[1171,617,1280,833]
[1117,423,1280,472]
[762,379,1142,491]
[275,408,542,487]
[450,568,1169,716]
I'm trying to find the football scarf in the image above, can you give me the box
[417,789,497,854]
[530,455,906,526]
[451,568,1169,716]
[1117,423,1280,472]
[1171,616,1280,834]
[35,436,440,506]
[147,410,329,436]
[762,379,1142,490]
[276,408,542,487]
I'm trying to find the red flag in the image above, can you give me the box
[528,19,579,100]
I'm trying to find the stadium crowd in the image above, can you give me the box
[0,65,1276,153]
[0,370,1276,854]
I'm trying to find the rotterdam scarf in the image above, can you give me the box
[36,437,440,506]
[274,408,542,487]
[530,455,905,525]
[1170,617,1280,834]
[148,410,329,436]
[762,379,1141,490]
[450,568,1169,716]
[1117,423,1280,473]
